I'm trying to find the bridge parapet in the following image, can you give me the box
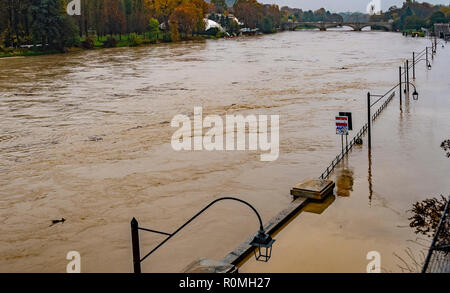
[282,21,392,31]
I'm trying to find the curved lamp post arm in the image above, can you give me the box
[138,197,265,263]
[399,81,418,93]
[369,81,418,107]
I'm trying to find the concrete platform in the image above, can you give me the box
[290,178,335,200]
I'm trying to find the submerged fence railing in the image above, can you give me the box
[319,91,395,180]
[129,38,445,272]
[319,39,443,180]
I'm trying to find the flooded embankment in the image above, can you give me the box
[240,41,450,272]
[0,29,448,272]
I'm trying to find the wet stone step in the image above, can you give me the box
[290,178,335,200]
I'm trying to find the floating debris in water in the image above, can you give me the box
[87,135,103,142]
[49,218,65,227]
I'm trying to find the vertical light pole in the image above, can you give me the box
[404,62,407,96]
[426,47,429,68]
[399,66,402,108]
[432,43,434,59]
[131,217,141,273]
[367,92,371,149]
[406,60,410,94]
[412,52,415,79]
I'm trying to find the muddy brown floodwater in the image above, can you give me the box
[0,29,449,272]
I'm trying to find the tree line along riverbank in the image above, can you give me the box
[1,0,449,58]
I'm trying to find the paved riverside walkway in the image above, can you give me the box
[237,44,450,273]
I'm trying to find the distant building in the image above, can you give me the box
[239,28,260,35]
[204,19,225,32]
[206,13,243,26]
[434,23,450,39]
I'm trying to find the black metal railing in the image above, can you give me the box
[422,196,450,273]
[319,42,443,180]
[319,91,394,180]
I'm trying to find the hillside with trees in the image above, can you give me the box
[370,0,450,31]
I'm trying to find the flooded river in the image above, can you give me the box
[0,29,449,272]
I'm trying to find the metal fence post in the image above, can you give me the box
[434,37,437,54]
[404,61,407,96]
[367,92,371,149]
[131,217,141,273]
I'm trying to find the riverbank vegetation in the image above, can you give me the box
[0,0,282,56]
[370,0,450,32]
[408,140,450,247]
[1,1,449,58]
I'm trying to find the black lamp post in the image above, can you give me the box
[130,197,274,273]
[367,81,419,149]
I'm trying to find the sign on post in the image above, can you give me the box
[336,116,349,135]
[339,112,352,130]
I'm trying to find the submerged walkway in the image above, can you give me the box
[234,43,450,273]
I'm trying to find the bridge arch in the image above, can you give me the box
[283,21,392,32]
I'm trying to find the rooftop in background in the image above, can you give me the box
[435,23,450,39]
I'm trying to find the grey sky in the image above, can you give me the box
[259,0,450,13]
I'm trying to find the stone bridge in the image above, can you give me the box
[282,21,393,31]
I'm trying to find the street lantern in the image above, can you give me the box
[250,229,275,262]
[412,89,419,100]
[428,63,432,70]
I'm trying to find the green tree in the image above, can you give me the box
[428,11,447,27]
[148,17,160,41]
[404,15,426,30]
[30,0,79,51]
[260,16,273,33]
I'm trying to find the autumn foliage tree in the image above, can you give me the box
[170,3,198,36]
[168,0,207,37]
[233,0,262,29]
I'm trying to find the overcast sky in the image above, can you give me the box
[259,0,450,13]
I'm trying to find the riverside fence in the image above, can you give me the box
[319,39,443,180]
[129,38,445,272]
[422,196,450,273]
[319,91,395,180]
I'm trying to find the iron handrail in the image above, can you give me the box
[319,91,395,180]
[422,196,450,273]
